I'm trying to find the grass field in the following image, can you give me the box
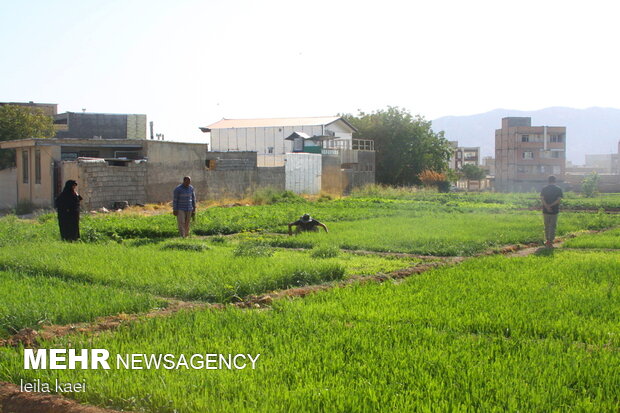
[0,271,164,338]
[0,191,619,411]
[0,240,419,301]
[563,227,620,249]
[261,211,619,255]
[2,250,618,412]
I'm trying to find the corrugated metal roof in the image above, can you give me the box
[203,116,346,129]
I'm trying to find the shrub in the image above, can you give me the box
[581,172,600,198]
[419,170,448,191]
[252,187,305,205]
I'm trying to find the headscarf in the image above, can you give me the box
[61,180,78,194]
[55,180,81,211]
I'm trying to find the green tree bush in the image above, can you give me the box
[344,107,451,185]
[0,105,55,169]
[581,172,600,198]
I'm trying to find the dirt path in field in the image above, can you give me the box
[0,299,210,348]
[0,381,125,413]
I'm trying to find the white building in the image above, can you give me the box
[200,116,358,167]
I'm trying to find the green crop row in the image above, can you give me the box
[256,211,620,255]
[3,193,618,243]
[563,227,620,249]
[2,250,617,412]
[0,271,164,338]
[0,241,419,302]
[351,186,620,210]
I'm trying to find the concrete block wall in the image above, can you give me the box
[257,167,285,190]
[71,161,147,210]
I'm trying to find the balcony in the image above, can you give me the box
[321,138,375,165]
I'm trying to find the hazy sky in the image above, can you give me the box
[2,0,620,143]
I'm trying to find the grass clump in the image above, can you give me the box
[161,242,210,252]
[310,245,340,259]
[233,242,274,258]
[252,187,305,205]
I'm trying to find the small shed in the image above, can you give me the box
[285,131,322,154]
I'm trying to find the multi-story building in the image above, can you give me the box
[584,153,619,174]
[53,112,147,140]
[482,156,495,176]
[495,117,566,192]
[448,141,480,170]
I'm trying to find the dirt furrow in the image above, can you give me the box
[0,381,125,413]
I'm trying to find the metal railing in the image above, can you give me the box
[322,138,374,151]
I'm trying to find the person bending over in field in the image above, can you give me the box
[288,214,328,235]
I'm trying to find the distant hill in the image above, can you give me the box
[431,107,620,164]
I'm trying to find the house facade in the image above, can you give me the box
[0,138,284,210]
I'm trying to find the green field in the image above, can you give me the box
[0,271,164,338]
[2,250,618,411]
[563,227,620,249]
[1,191,619,411]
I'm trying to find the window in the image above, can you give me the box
[22,151,29,183]
[35,150,41,184]
[553,165,561,174]
[79,151,100,158]
[267,147,274,154]
[205,159,216,170]
[551,151,563,158]
[521,135,530,142]
[517,166,529,173]
[522,151,534,160]
[550,134,564,143]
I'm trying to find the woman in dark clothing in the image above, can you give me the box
[55,180,82,241]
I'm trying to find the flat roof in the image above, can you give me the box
[0,138,146,150]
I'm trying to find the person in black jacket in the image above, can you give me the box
[540,175,563,248]
[55,180,83,241]
[288,214,328,235]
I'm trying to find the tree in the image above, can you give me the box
[461,164,487,181]
[0,105,55,169]
[344,107,452,185]
[581,172,600,198]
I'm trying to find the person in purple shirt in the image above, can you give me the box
[172,176,196,237]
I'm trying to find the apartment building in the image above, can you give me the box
[495,117,566,192]
[448,141,480,170]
